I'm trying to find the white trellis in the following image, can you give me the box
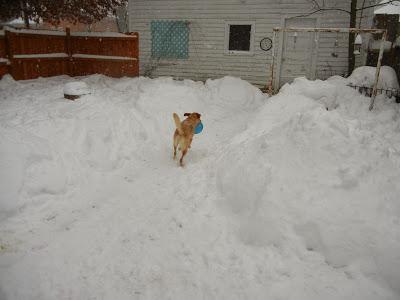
[267,27,387,111]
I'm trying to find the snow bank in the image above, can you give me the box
[347,66,400,89]
[217,76,400,297]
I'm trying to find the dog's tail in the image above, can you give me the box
[173,113,183,135]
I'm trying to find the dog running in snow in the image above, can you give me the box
[173,112,202,166]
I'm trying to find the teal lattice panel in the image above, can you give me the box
[151,20,189,59]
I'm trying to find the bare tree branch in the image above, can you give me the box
[288,8,351,19]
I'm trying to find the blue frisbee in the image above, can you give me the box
[194,122,203,134]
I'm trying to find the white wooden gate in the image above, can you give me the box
[277,18,318,87]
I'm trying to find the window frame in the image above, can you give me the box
[224,21,255,56]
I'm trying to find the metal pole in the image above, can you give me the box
[369,30,387,111]
[267,30,277,94]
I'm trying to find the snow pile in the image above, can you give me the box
[1,74,400,299]
[347,66,400,89]
[63,81,91,96]
[205,76,265,110]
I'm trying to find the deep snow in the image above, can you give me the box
[0,73,400,299]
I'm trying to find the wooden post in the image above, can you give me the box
[128,32,139,76]
[66,27,72,76]
[369,30,387,111]
[4,30,13,77]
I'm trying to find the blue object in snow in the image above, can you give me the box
[194,122,203,134]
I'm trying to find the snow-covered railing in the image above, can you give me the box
[348,84,400,103]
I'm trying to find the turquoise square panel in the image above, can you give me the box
[151,20,189,59]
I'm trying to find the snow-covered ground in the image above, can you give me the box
[0,73,400,299]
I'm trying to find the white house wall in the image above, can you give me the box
[128,0,375,86]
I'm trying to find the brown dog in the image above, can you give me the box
[173,112,202,166]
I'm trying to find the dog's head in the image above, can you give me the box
[184,112,201,120]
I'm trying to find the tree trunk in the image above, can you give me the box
[348,0,357,75]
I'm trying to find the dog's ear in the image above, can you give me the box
[184,113,191,117]
[196,113,201,119]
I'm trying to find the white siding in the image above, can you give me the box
[128,0,376,86]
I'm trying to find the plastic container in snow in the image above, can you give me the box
[63,81,91,100]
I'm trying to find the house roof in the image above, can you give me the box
[374,0,400,15]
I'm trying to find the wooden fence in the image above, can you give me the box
[0,28,138,80]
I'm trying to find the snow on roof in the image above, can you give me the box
[13,53,68,59]
[71,32,136,38]
[72,54,137,60]
[4,26,66,36]
[374,0,400,15]
[6,18,36,25]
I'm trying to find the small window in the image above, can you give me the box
[151,20,189,59]
[229,25,251,51]
[225,21,255,55]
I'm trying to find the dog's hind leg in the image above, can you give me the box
[173,134,179,159]
[179,149,188,167]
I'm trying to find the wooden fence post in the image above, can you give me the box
[66,27,72,76]
[4,30,13,77]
